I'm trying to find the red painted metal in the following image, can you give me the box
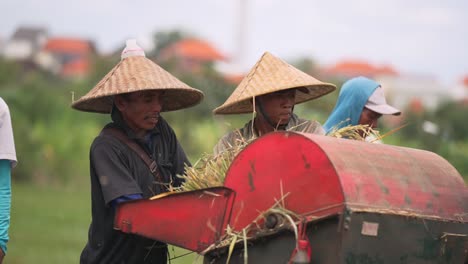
[113,187,235,252]
[223,132,346,230]
[114,131,468,252]
[224,132,468,232]
[308,133,468,220]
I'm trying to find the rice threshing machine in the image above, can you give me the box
[115,131,468,263]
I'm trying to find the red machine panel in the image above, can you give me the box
[224,132,346,230]
[114,187,235,252]
[224,132,468,232]
[313,134,468,220]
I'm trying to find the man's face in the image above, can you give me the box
[115,90,163,136]
[358,107,382,129]
[257,89,295,126]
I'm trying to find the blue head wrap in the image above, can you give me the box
[323,76,380,133]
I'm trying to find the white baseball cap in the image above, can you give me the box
[365,86,401,115]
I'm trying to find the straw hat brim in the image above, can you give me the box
[213,83,336,115]
[71,57,204,113]
[213,52,336,115]
[72,89,204,113]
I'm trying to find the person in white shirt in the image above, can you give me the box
[0,97,16,263]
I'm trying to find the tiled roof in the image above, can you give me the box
[43,37,94,54]
[164,38,226,62]
[324,60,398,77]
[223,73,245,85]
[61,58,89,76]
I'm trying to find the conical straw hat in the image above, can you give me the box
[213,52,336,115]
[72,39,204,113]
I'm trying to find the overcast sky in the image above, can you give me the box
[1,0,467,86]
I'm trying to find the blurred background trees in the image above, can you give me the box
[1,29,467,187]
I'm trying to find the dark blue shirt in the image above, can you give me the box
[80,109,190,264]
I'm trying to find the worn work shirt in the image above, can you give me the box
[80,113,190,264]
[213,114,325,155]
[0,98,17,167]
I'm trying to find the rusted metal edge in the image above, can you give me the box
[346,203,468,223]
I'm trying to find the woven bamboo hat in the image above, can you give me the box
[213,52,336,115]
[71,39,204,113]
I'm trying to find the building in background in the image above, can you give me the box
[377,74,448,113]
[320,59,452,115]
[1,26,47,61]
[0,26,96,79]
[158,38,226,72]
[321,59,398,80]
[36,37,96,78]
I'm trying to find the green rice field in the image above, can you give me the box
[7,183,199,264]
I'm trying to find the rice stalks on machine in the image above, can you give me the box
[327,121,378,141]
[176,136,254,192]
[327,121,406,143]
[201,191,305,264]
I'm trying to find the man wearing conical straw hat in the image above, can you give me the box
[213,52,336,154]
[72,39,204,264]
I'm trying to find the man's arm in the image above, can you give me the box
[91,140,142,205]
[110,193,143,208]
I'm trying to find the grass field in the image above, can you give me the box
[6,183,200,264]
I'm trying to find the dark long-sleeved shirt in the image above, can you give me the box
[80,110,189,264]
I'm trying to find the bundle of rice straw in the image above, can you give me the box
[176,137,254,192]
[327,120,406,143]
[326,123,380,141]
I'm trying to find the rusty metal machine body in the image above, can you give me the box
[115,132,468,263]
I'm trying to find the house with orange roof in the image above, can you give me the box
[223,73,245,85]
[377,73,449,113]
[158,38,227,72]
[323,59,453,112]
[36,37,96,78]
[321,59,398,79]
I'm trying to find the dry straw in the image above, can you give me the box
[327,121,407,142]
[327,122,379,141]
[200,190,306,263]
[176,136,254,192]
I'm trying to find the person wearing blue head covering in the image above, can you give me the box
[323,76,401,136]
